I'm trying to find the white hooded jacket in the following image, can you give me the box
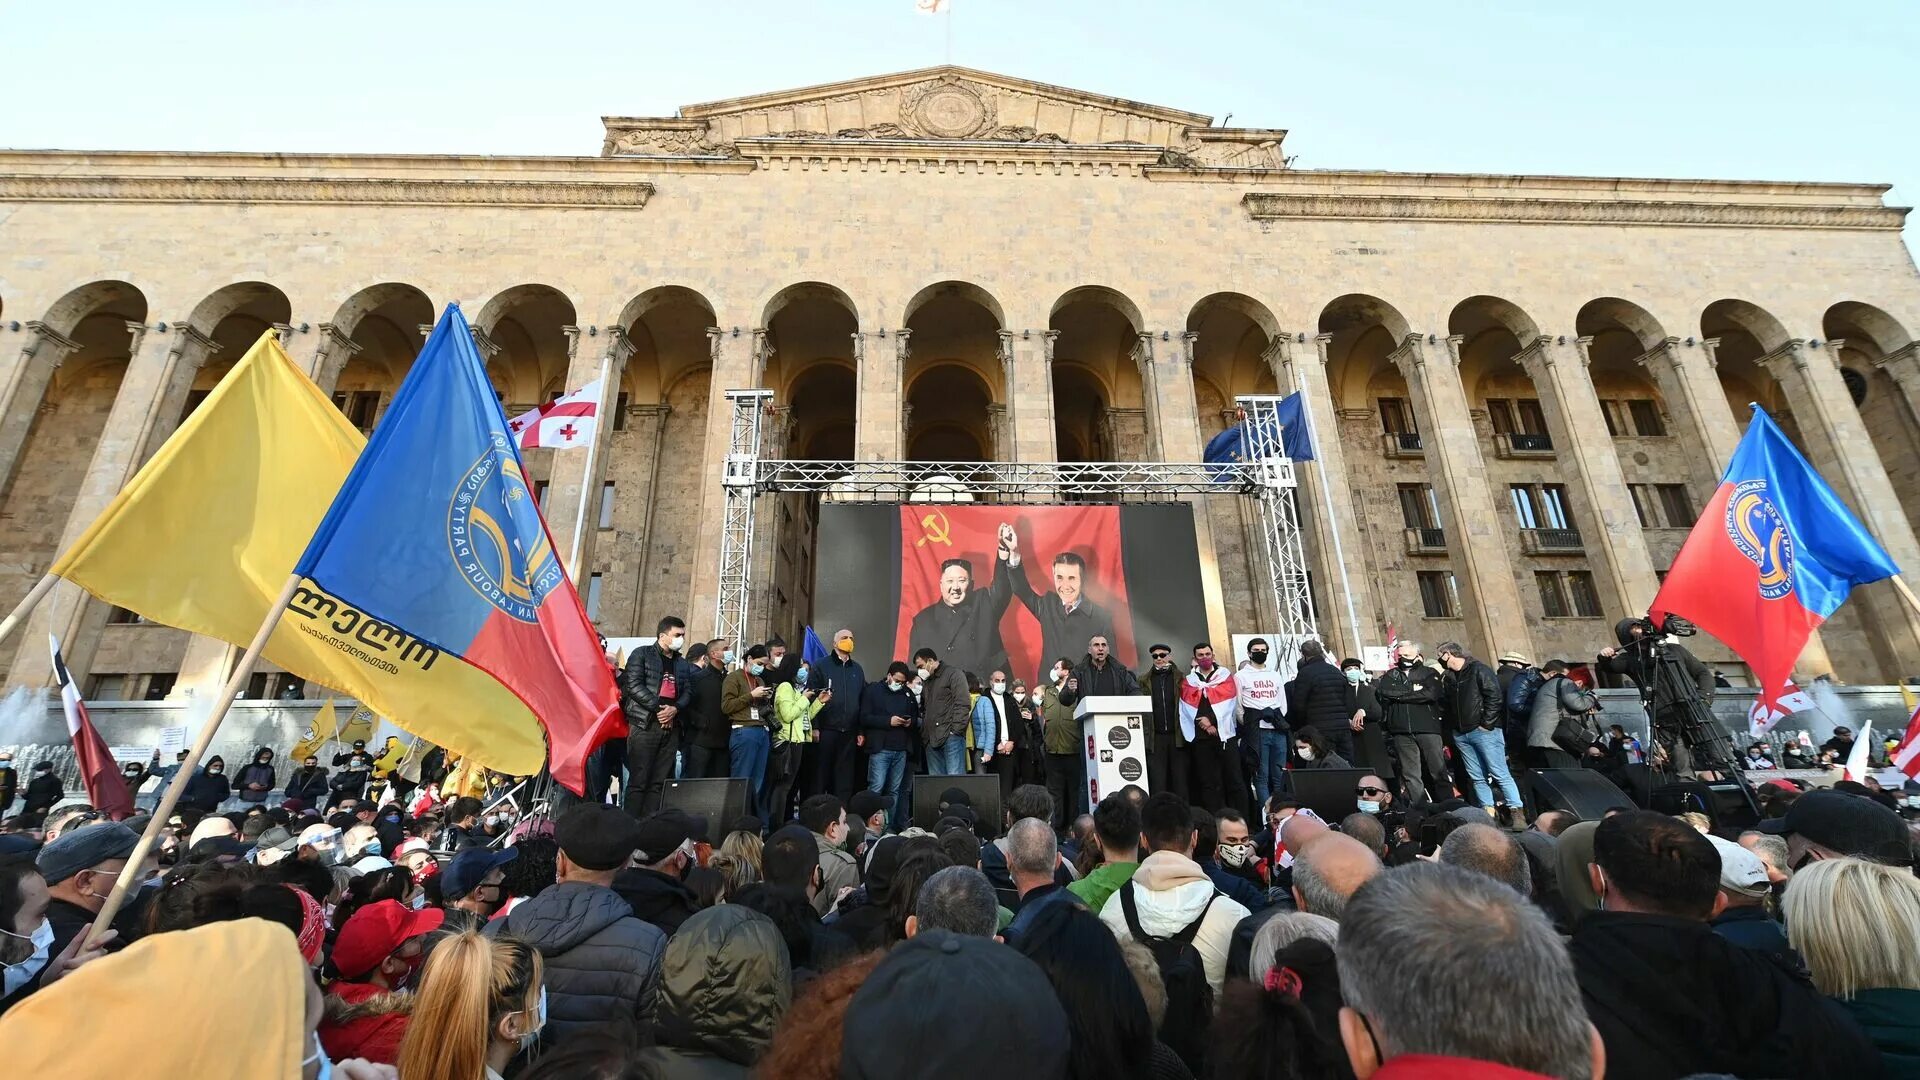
[1097,849,1250,996]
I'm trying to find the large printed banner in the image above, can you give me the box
[813,503,1208,687]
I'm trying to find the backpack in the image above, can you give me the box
[1119,881,1216,1074]
[1505,667,1545,723]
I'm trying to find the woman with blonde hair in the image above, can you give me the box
[396,931,545,1080]
[1781,857,1920,1075]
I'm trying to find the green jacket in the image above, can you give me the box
[1066,860,1138,914]
[1842,988,1920,1078]
[774,682,823,746]
[1039,684,1079,754]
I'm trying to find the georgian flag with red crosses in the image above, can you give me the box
[507,378,603,451]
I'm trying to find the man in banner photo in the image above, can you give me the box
[904,521,1017,683]
[1650,405,1898,719]
[294,304,622,795]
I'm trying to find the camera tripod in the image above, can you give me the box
[1624,618,1762,823]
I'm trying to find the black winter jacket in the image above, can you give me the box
[1061,656,1141,706]
[1374,662,1442,734]
[1286,656,1352,735]
[1595,618,1715,717]
[284,766,329,802]
[622,643,692,732]
[1145,664,1184,739]
[613,866,701,937]
[495,881,666,1046]
[1440,659,1502,734]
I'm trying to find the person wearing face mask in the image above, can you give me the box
[769,660,826,826]
[683,640,731,780]
[398,931,544,1080]
[1292,726,1350,769]
[299,823,348,867]
[807,629,865,803]
[615,809,704,936]
[722,644,776,820]
[1341,657,1393,777]
[1374,641,1450,806]
[22,760,63,817]
[0,860,55,1007]
[183,753,235,813]
[1236,638,1289,807]
[22,821,143,997]
[915,647,973,778]
[321,898,446,1064]
[860,662,921,827]
[1210,808,1270,899]
[236,747,278,805]
[1142,645,1190,803]
[437,846,516,933]
[975,664,1038,810]
[1178,642,1247,815]
[622,615,695,815]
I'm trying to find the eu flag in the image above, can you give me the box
[802,625,829,666]
[1650,406,1897,701]
[295,304,623,794]
[1203,393,1314,482]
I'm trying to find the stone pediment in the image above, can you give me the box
[601,66,1287,170]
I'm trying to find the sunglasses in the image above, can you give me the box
[1355,786,1388,797]
[1151,652,1170,659]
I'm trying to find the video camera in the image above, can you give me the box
[1626,613,1697,639]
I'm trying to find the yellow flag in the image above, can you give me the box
[338,704,375,748]
[290,698,338,761]
[1901,683,1917,715]
[49,331,546,775]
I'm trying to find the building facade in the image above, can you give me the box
[1,66,1918,705]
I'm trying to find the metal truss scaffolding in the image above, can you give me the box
[713,389,1319,651]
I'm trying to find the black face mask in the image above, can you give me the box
[1397,657,1416,667]
[1249,651,1268,664]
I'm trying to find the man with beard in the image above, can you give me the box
[908,522,1018,684]
[1006,532,1116,689]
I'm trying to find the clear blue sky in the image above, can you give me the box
[2,0,1914,257]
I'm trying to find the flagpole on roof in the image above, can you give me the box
[566,351,617,583]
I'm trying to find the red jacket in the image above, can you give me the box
[317,980,410,1064]
[1374,1055,1557,1080]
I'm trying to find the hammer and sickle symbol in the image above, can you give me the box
[915,509,953,548]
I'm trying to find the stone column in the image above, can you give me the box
[1758,338,1920,672]
[1271,333,1370,657]
[1516,334,1662,616]
[307,323,363,395]
[623,402,674,636]
[1389,334,1529,659]
[1001,328,1058,461]
[1636,337,1743,470]
[1139,329,1229,646]
[544,327,632,583]
[854,328,907,460]
[686,326,761,636]
[10,321,223,687]
[1875,342,1920,428]
[0,320,82,494]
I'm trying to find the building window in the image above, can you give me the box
[1378,398,1416,435]
[332,390,381,434]
[1630,483,1694,528]
[1537,570,1603,618]
[1628,400,1666,436]
[88,675,126,701]
[613,392,630,431]
[1510,484,1572,530]
[1398,484,1442,530]
[1600,399,1627,437]
[1486,398,1547,437]
[1416,571,1459,619]
[598,482,617,529]
[534,480,549,508]
[585,573,604,621]
[142,673,177,701]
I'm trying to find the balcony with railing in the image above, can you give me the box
[1381,431,1424,459]
[1403,526,1448,555]
[1519,527,1584,555]
[1494,431,1555,459]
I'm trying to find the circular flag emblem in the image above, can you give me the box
[1725,479,1795,600]
[448,434,563,622]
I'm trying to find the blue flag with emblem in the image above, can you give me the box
[1202,392,1314,482]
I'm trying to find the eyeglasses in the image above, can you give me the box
[1355,786,1388,797]
[1150,651,1170,658]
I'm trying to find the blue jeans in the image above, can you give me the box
[729,727,771,819]
[1256,728,1290,805]
[868,750,907,821]
[1456,726,1522,808]
[927,739,967,776]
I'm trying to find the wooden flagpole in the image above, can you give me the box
[565,353,616,583]
[84,573,303,945]
[0,572,57,649]
[1890,575,1920,622]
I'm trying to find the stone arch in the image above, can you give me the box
[905,282,1003,461]
[761,281,858,330]
[1824,301,1912,358]
[326,283,434,429]
[187,283,294,398]
[1051,285,1146,464]
[1576,297,1674,438]
[473,284,577,408]
[763,282,858,461]
[1319,294,1414,411]
[1702,299,1793,425]
[1576,297,1666,353]
[38,280,148,341]
[1825,301,1920,540]
[1188,292,1280,436]
[905,362,995,463]
[619,286,717,405]
[903,279,1005,328]
[1450,294,1544,405]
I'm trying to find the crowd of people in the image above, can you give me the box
[0,615,1917,1079]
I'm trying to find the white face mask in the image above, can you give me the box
[1297,747,1315,762]
[1032,692,1045,704]
[519,986,548,1050]
[303,1033,333,1080]
[990,681,1006,694]
[1,917,54,997]
[1051,669,1066,684]
[1358,799,1382,815]
[1217,842,1251,868]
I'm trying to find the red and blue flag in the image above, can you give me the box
[295,304,622,794]
[1650,405,1897,703]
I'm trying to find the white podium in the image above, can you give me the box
[1075,695,1152,806]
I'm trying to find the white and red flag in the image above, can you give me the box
[507,378,603,451]
[1892,686,1920,781]
[50,634,134,820]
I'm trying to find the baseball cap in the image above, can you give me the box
[1759,788,1912,865]
[634,810,695,863]
[331,899,444,980]
[555,803,640,872]
[36,822,140,885]
[842,931,1070,1078]
[441,846,517,901]
[1706,835,1770,898]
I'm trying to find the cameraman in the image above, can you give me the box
[1596,616,1715,778]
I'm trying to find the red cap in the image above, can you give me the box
[331,900,443,980]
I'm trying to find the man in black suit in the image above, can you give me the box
[907,524,1017,685]
[1007,535,1115,689]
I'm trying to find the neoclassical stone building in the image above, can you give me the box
[1,66,1918,705]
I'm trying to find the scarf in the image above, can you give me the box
[1178,665,1239,742]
